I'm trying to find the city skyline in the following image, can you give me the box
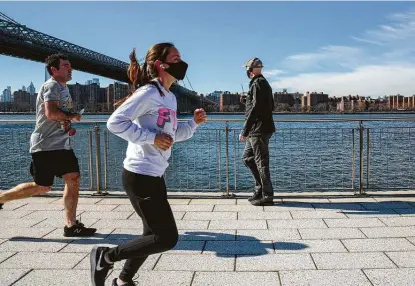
[1,2,415,97]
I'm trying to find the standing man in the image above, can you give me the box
[0,53,96,237]
[240,57,276,206]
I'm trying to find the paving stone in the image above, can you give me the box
[324,218,384,228]
[280,270,371,286]
[214,205,263,212]
[236,254,315,271]
[52,197,103,205]
[204,241,274,255]
[342,209,399,218]
[395,208,415,216]
[342,238,415,252]
[166,241,204,254]
[190,199,236,205]
[312,252,396,269]
[20,197,61,204]
[171,204,214,212]
[0,201,28,211]
[0,252,86,269]
[168,199,191,205]
[59,239,127,253]
[312,203,365,211]
[42,228,114,240]
[128,211,185,220]
[154,254,234,271]
[238,211,291,220]
[209,220,267,230]
[328,198,377,203]
[0,269,30,286]
[176,220,209,230]
[284,199,331,204]
[299,228,365,239]
[268,219,327,229]
[385,251,415,268]
[264,203,315,212]
[13,270,91,286]
[291,210,347,219]
[22,210,69,220]
[0,227,55,239]
[0,252,17,263]
[0,210,33,219]
[0,237,69,253]
[34,218,99,228]
[179,230,236,241]
[361,202,413,210]
[76,203,118,211]
[183,211,236,220]
[237,229,300,241]
[17,204,64,211]
[107,270,194,286]
[0,218,44,228]
[193,271,280,286]
[96,198,132,205]
[274,239,347,253]
[380,217,415,226]
[86,219,144,229]
[360,226,415,238]
[364,268,415,286]
[74,211,133,219]
[75,253,160,271]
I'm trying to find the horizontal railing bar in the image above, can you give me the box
[1,117,415,124]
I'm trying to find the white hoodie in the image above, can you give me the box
[107,81,198,177]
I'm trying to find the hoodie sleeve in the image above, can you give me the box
[106,87,157,145]
[175,119,198,142]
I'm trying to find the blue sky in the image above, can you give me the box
[1,1,414,98]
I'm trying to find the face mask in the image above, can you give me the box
[163,61,188,80]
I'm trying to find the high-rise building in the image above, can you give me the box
[27,81,36,96]
[1,86,12,102]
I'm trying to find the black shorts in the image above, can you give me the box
[30,149,80,186]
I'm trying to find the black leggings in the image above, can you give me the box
[106,168,178,281]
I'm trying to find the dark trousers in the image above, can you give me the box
[106,169,178,282]
[242,133,274,197]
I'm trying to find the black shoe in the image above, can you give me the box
[112,278,138,286]
[91,246,113,286]
[251,196,274,206]
[0,203,3,210]
[64,220,97,237]
[247,192,261,202]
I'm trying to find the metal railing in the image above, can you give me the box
[1,117,415,195]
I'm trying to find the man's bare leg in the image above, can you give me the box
[62,172,79,227]
[0,182,51,204]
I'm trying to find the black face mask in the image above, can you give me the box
[164,61,188,80]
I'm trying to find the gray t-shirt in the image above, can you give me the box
[30,78,73,153]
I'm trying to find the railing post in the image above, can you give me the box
[88,130,93,190]
[358,120,366,196]
[104,130,108,191]
[92,124,108,196]
[366,128,370,189]
[352,129,355,193]
[222,121,234,198]
[217,129,222,192]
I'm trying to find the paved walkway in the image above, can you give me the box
[0,191,414,285]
